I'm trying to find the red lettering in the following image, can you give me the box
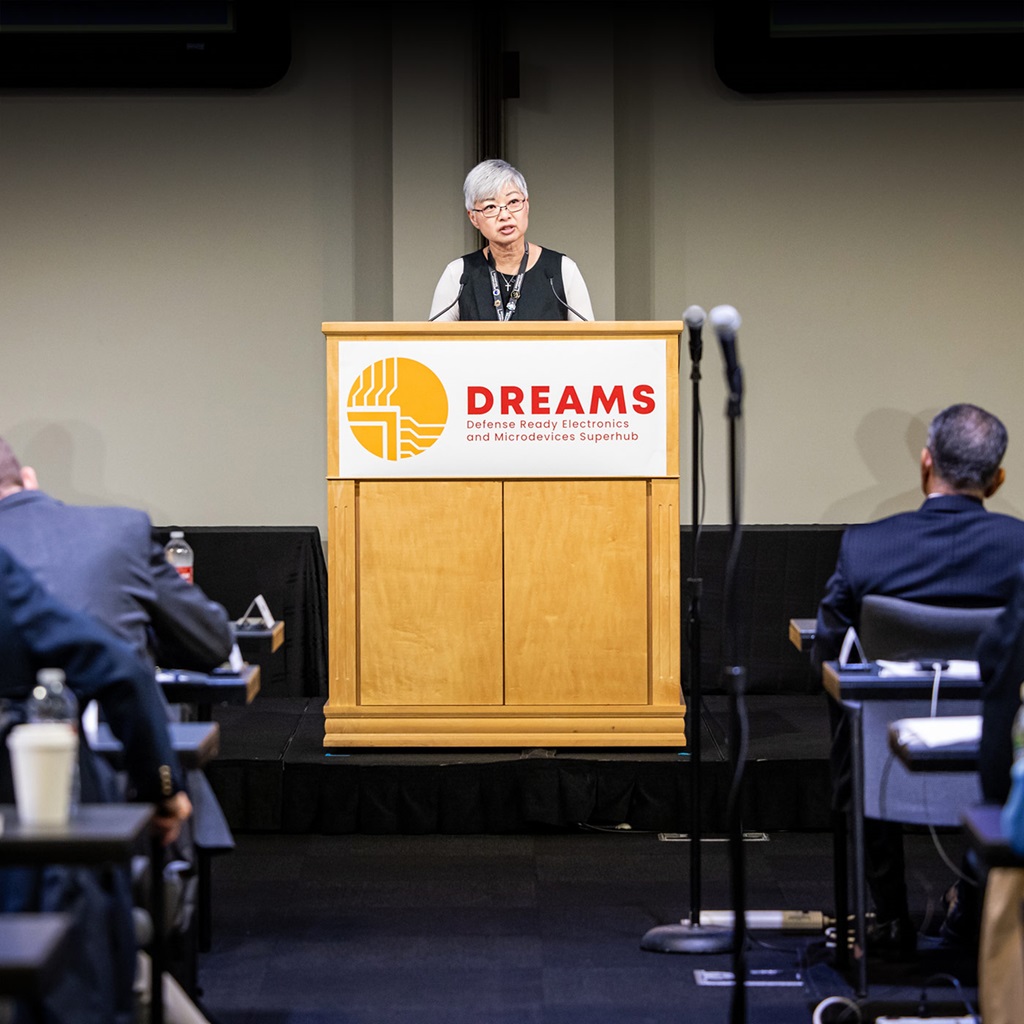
[631,384,655,414]
[473,382,655,416]
[467,387,493,414]
[555,386,584,415]
[590,385,626,414]
[501,386,525,415]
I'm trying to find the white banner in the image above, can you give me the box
[336,338,668,478]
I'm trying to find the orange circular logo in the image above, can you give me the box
[347,357,448,460]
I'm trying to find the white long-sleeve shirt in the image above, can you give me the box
[429,253,595,321]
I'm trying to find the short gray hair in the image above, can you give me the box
[463,159,529,211]
[926,403,1008,492]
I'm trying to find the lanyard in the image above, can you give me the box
[487,241,529,322]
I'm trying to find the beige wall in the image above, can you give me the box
[1,2,1021,540]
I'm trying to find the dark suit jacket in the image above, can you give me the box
[978,560,1024,804]
[812,494,1024,672]
[0,489,232,671]
[0,544,184,807]
[0,545,186,1024]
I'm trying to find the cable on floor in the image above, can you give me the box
[918,972,980,1023]
[811,995,861,1023]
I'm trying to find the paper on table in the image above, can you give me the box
[876,659,980,678]
[893,715,981,748]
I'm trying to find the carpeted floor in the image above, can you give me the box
[194,827,981,1024]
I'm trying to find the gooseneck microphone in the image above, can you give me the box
[683,304,706,365]
[709,304,743,413]
[546,273,590,322]
[429,273,466,321]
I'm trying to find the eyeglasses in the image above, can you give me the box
[471,198,526,218]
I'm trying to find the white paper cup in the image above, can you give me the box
[6,722,78,827]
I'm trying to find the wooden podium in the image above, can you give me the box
[322,320,684,747]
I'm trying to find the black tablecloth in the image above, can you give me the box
[682,524,845,694]
[152,526,328,698]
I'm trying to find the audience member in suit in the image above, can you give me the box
[0,439,234,795]
[0,438,233,674]
[811,403,1024,958]
[0,544,190,1024]
[973,561,1024,1024]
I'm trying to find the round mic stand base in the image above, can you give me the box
[639,920,733,954]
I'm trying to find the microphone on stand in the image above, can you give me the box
[683,305,706,365]
[709,304,743,414]
[710,301,749,1024]
[546,273,591,322]
[429,273,466,321]
[638,300,732,958]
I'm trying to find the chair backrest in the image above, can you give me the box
[859,594,1004,662]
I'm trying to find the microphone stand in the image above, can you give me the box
[640,317,732,955]
[723,378,748,1024]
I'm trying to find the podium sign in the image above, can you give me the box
[335,338,668,478]
[323,321,685,748]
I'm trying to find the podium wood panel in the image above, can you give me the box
[327,479,357,705]
[504,480,648,706]
[323,321,684,747]
[358,481,503,706]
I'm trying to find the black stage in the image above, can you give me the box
[206,694,833,837]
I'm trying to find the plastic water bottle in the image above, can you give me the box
[164,530,194,584]
[28,668,79,727]
[27,668,81,814]
[1001,683,1024,855]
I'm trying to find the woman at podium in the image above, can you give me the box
[429,158,595,322]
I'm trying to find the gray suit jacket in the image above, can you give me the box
[0,489,233,670]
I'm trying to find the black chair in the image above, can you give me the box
[859,595,1004,663]
[833,596,1002,994]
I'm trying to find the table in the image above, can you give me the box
[235,621,284,708]
[0,803,165,1024]
[822,661,982,702]
[90,721,221,770]
[157,663,260,719]
[823,661,982,997]
[0,803,154,862]
[963,803,1024,869]
[789,617,816,652]
[235,618,284,656]
[0,913,73,1005]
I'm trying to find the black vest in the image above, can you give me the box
[458,248,569,321]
